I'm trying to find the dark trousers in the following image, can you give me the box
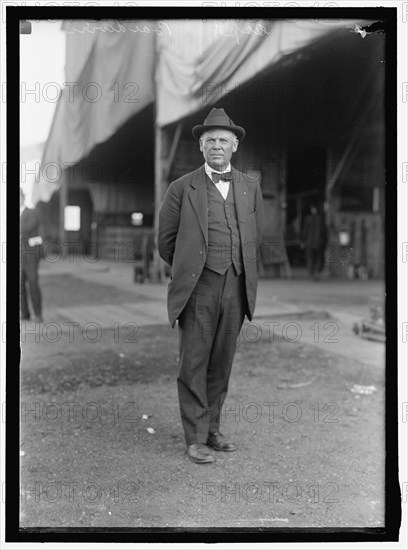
[306,246,325,277]
[20,259,42,319]
[177,266,246,445]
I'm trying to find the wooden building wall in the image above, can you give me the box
[61,161,154,260]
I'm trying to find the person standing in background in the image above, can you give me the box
[302,202,328,281]
[20,187,43,322]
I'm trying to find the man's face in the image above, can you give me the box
[199,129,238,171]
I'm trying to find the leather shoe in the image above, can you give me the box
[187,444,214,464]
[207,432,237,452]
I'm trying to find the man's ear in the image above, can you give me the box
[199,138,204,152]
[232,139,239,153]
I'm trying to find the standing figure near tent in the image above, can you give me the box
[301,202,328,280]
[20,188,43,322]
[158,108,264,464]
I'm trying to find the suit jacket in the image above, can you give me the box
[158,165,264,327]
[20,207,42,263]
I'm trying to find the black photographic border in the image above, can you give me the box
[7,3,400,544]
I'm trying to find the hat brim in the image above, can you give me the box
[192,124,246,141]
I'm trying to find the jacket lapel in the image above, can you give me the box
[231,167,249,244]
[188,166,208,245]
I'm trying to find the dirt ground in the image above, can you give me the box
[19,276,385,528]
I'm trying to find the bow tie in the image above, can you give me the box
[211,171,232,183]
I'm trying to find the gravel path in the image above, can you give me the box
[20,321,384,528]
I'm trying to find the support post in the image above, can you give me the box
[59,169,68,259]
[153,123,166,282]
[165,122,183,181]
[153,122,183,282]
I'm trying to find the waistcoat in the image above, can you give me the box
[205,175,243,275]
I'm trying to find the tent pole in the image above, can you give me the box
[165,122,183,180]
[153,121,166,282]
[59,169,67,259]
[152,121,183,282]
[152,27,166,283]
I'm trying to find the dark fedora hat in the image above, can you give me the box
[192,108,246,141]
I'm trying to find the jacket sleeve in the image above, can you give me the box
[158,182,181,267]
[21,209,40,235]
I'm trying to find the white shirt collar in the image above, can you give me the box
[204,162,231,178]
[20,205,26,216]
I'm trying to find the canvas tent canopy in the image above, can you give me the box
[33,18,371,204]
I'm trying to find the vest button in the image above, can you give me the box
[199,251,203,255]
[192,273,196,277]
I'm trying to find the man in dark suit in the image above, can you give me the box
[302,202,328,281]
[158,108,264,464]
[20,188,43,322]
